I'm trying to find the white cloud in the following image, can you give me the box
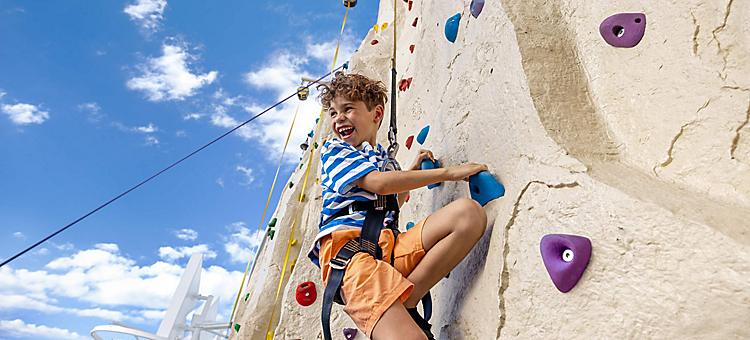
[12,232,24,239]
[0,319,86,340]
[95,243,119,253]
[2,103,49,125]
[145,135,160,146]
[123,0,167,32]
[175,130,187,137]
[224,222,264,264]
[53,242,74,251]
[216,178,224,188]
[0,294,146,323]
[134,123,158,133]
[0,90,6,99]
[235,165,254,186]
[244,52,308,93]
[77,102,104,122]
[158,244,216,262]
[183,113,203,120]
[175,228,198,241]
[127,43,217,102]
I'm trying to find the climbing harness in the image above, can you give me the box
[320,1,433,339]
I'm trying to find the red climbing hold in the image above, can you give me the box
[408,0,413,11]
[371,39,379,45]
[409,44,415,53]
[405,135,414,149]
[412,18,418,27]
[406,77,413,88]
[405,193,411,202]
[295,281,317,306]
[399,78,413,92]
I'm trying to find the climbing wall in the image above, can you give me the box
[232,0,750,338]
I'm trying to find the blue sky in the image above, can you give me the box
[0,1,378,338]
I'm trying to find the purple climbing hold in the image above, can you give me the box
[343,327,358,339]
[599,13,646,48]
[540,234,592,293]
[470,0,485,18]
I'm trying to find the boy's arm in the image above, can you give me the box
[355,169,448,195]
[355,163,486,195]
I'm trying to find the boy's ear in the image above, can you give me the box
[374,104,384,124]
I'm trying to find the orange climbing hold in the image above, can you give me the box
[412,17,418,27]
[409,44,415,53]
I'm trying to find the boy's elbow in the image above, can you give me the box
[356,172,390,195]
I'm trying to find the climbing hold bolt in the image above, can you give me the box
[297,86,309,101]
[406,221,415,230]
[599,13,646,48]
[416,125,430,145]
[409,44,415,53]
[295,281,317,306]
[371,39,379,45]
[468,171,505,206]
[343,328,358,340]
[445,13,461,43]
[421,159,442,189]
[540,234,592,293]
[470,0,484,18]
[405,135,414,149]
[343,0,357,8]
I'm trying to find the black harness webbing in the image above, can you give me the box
[321,196,433,340]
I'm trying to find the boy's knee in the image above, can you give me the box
[454,198,487,236]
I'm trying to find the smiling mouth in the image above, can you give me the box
[337,126,355,138]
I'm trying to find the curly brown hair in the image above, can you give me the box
[317,71,388,111]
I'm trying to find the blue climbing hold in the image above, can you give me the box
[470,0,485,18]
[420,159,442,189]
[445,13,461,43]
[315,117,320,124]
[343,61,349,70]
[469,171,505,206]
[406,221,415,230]
[308,130,314,138]
[416,125,430,145]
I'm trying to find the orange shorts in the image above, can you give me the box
[320,218,427,337]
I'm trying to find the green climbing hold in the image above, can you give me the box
[289,182,294,189]
[314,142,319,149]
[244,293,250,301]
[268,229,275,240]
[269,217,277,228]
[234,323,241,332]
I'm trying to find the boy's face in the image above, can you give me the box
[328,95,383,146]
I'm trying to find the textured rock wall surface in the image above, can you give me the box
[232,0,750,339]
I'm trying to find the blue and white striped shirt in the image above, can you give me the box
[307,138,396,267]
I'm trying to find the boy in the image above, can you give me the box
[308,72,488,340]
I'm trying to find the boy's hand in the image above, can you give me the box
[445,163,488,181]
[408,149,435,171]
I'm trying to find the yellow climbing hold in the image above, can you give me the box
[381,22,388,30]
[290,239,298,246]
[290,258,297,271]
[373,23,379,32]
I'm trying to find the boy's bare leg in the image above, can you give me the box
[371,300,428,340]
[404,198,487,308]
